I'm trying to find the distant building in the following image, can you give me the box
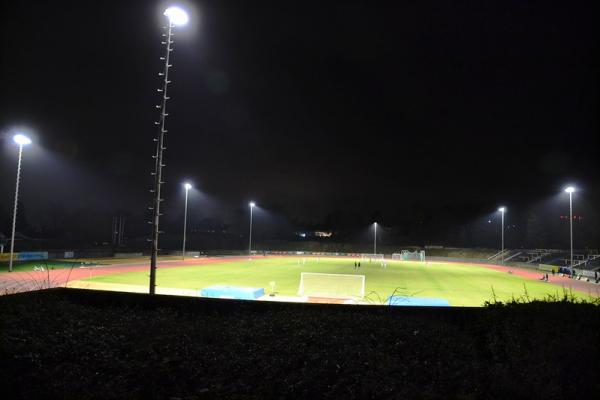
[314,231,333,238]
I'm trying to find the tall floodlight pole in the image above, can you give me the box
[498,207,506,265]
[182,183,192,260]
[149,6,189,294]
[564,187,576,276]
[373,222,378,255]
[248,202,256,255]
[8,134,32,273]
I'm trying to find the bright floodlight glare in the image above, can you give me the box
[13,134,32,146]
[164,6,189,26]
[249,202,256,208]
[498,207,506,212]
[564,186,576,193]
[184,183,192,190]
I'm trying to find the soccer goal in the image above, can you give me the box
[298,273,365,299]
[360,253,384,261]
[392,250,426,261]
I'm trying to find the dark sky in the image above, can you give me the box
[1,0,598,231]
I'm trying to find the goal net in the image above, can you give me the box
[298,273,365,299]
[360,253,384,261]
[392,250,426,261]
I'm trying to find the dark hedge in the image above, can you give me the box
[1,289,598,399]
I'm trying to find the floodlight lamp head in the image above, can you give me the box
[184,183,192,190]
[164,6,189,26]
[564,186,576,194]
[13,134,32,146]
[498,207,506,213]
[249,202,256,208]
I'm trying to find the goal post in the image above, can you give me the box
[298,272,365,299]
[392,250,426,261]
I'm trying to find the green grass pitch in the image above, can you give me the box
[83,257,594,306]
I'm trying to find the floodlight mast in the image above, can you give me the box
[564,187,575,275]
[498,207,506,265]
[373,222,377,255]
[248,202,255,255]
[181,183,192,260]
[149,8,188,294]
[8,134,32,273]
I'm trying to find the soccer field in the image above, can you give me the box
[81,257,596,306]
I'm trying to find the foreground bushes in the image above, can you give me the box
[0,289,598,399]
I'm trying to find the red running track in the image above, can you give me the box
[480,263,599,297]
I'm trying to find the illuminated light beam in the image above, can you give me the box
[164,6,189,26]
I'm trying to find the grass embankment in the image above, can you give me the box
[0,255,184,273]
[0,260,96,273]
[0,289,598,399]
[85,257,595,306]
[65,255,183,265]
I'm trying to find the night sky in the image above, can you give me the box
[0,0,598,242]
